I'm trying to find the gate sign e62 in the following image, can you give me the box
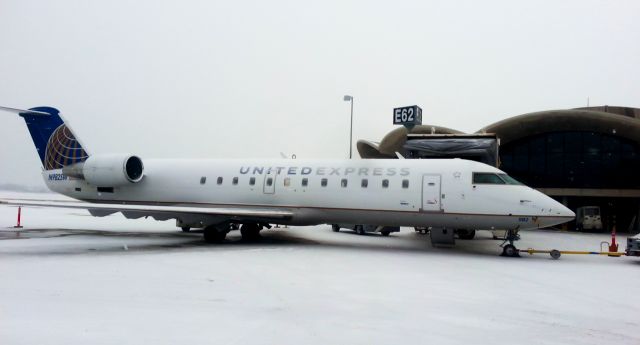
[393,105,422,127]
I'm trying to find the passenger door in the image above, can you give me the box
[422,174,442,212]
[263,169,277,194]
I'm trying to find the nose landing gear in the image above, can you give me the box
[500,229,521,257]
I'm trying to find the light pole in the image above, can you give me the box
[343,95,354,159]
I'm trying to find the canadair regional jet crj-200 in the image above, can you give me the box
[1,106,574,256]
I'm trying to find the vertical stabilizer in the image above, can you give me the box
[1,106,89,170]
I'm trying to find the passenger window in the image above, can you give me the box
[302,178,308,187]
[232,177,238,185]
[361,179,368,188]
[266,177,273,186]
[200,177,206,185]
[217,177,223,185]
[249,177,256,186]
[321,178,328,187]
[382,179,389,188]
[284,177,291,187]
[473,173,506,184]
[402,179,409,188]
[341,179,348,187]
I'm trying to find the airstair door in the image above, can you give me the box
[422,174,442,212]
[263,169,277,194]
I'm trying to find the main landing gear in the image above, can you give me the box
[203,224,229,243]
[500,229,521,257]
[202,222,271,243]
[240,223,263,241]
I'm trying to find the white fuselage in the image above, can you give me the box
[44,158,574,230]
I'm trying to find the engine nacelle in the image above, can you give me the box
[64,154,144,186]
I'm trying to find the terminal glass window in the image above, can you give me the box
[500,131,640,189]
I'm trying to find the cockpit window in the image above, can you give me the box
[498,174,523,185]
[473,172,506,184]
[473,172,523,185]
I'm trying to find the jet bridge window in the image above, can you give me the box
[402,179,409,188]
[302,178,308,187]
[321,178,328,187]
[473,172,506,185]
[249,177,256,186]
[217,177,223,185]
[361,179,368,188]
[382,179,389,188]
[232,177,239,185]
[341,179,348,187]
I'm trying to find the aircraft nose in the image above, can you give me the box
[541,198,575,228]
[547,197,574,218]
[560,203,575,219]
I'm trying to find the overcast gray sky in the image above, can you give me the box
[1,0,638,187]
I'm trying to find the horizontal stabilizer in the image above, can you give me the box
[0,106,51,116]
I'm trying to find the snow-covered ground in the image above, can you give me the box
[0,191,639,345]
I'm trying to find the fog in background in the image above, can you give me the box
[1,0,638,188]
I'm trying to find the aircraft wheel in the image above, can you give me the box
[356,225,365,235]
[381,230,390,237]
[241,224,262,241]
[501,244,520,257]
[457,229,476,240]
[331,224,340,232]
[203,226,227,243]
[181,226,191,232]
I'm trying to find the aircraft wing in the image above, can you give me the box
[0,199,294,221]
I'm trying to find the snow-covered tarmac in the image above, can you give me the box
[1,192,639,345]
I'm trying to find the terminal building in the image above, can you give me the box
[357,106,640,233]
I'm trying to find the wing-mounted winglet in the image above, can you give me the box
[0,106,51,116]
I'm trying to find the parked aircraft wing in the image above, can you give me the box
[0,199,294,220]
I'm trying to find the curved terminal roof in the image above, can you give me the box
[358,106,640,158]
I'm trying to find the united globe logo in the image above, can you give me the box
[44,124,88,170]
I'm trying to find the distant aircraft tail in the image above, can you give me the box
[0,106,89,170]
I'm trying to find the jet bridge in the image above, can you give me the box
[402,133,500,167]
